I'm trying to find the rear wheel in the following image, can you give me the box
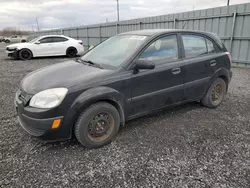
[19,49,32,60]
[21,40,26,43]
[74,102,120,148]
[201,78,227,108]
[66,47,77,58]
[5,40,10,43]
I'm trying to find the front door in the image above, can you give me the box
[34,37,54,56]
[130,34,185,117]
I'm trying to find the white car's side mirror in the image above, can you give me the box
[35,41,41,44]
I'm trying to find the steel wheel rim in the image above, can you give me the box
[211,83,223,104]
[87,112,115,142]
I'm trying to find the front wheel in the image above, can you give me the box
[19,49,32,60]
[74,102,120,148]
[201,78,227,108]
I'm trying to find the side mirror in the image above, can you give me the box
[134,59,155,72]
[35,41,41,44]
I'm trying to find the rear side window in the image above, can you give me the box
[182,35,207,58]
[139,35,178,64]
[206,39,215,53]
[53,37,68,42]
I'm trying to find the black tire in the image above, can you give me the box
[201,78,227,108]
[5,40,10,43]
[21,40,26,43]
[66,47,77,58]
[19,49,32,60]
[74,102,120,148]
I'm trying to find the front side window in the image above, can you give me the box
[81,35,148,68]
[138,35,178,64]
[39,37,54,43]
[182,35,207,58]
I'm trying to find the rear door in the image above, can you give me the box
[51,37,69,55]
[181,33,222,101]
[130,34,186,117]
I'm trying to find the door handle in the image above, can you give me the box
[172,68,181,75]
[210,60,217,67]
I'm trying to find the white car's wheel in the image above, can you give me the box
[66,47,77,58]
[19,49,33,60]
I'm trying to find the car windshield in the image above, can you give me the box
[81,35,148,68]
[29,37,41,43]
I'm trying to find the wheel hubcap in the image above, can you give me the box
[88,112,114,142]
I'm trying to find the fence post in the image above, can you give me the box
[76,28,79,40]
[173,17,176,29]
[139,22,142,30]
[230,12,237,54]
[116,23,119,34]
[99,25,102,43]
[86,27,89,47]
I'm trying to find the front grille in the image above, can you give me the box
[17,89,32,106]
[6,47,15,51]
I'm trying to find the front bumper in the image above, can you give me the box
[6,49,18,58]
[14,90,71,141]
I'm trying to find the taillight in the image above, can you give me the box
[226,52,232,64]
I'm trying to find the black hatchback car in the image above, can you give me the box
[15,29,232,148]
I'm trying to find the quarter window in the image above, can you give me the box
[139,35,178,64]
[206,39,215,53]
[182,35,207,58]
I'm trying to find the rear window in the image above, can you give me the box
[182,35,207,58]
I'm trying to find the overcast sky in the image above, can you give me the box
[1,0,250,30]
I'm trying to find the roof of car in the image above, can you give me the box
[39,35,67,38]
[120,29,214,36]
[119,29,223,47]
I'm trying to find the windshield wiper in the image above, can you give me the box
[76,59,103,69]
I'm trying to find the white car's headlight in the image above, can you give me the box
[29,88,68,109]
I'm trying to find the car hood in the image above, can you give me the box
[6,43,31,49]
[21,60,113,94]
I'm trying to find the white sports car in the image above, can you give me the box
[6,35,85,60]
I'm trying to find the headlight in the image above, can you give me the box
[29,88,68,109]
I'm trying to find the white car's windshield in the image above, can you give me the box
[29,37,41,43]
[81,35,148,68]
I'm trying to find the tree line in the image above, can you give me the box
[0,27,30,36]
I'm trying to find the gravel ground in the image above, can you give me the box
[0,43,250,188]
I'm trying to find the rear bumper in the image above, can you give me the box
[77,47,85,56]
